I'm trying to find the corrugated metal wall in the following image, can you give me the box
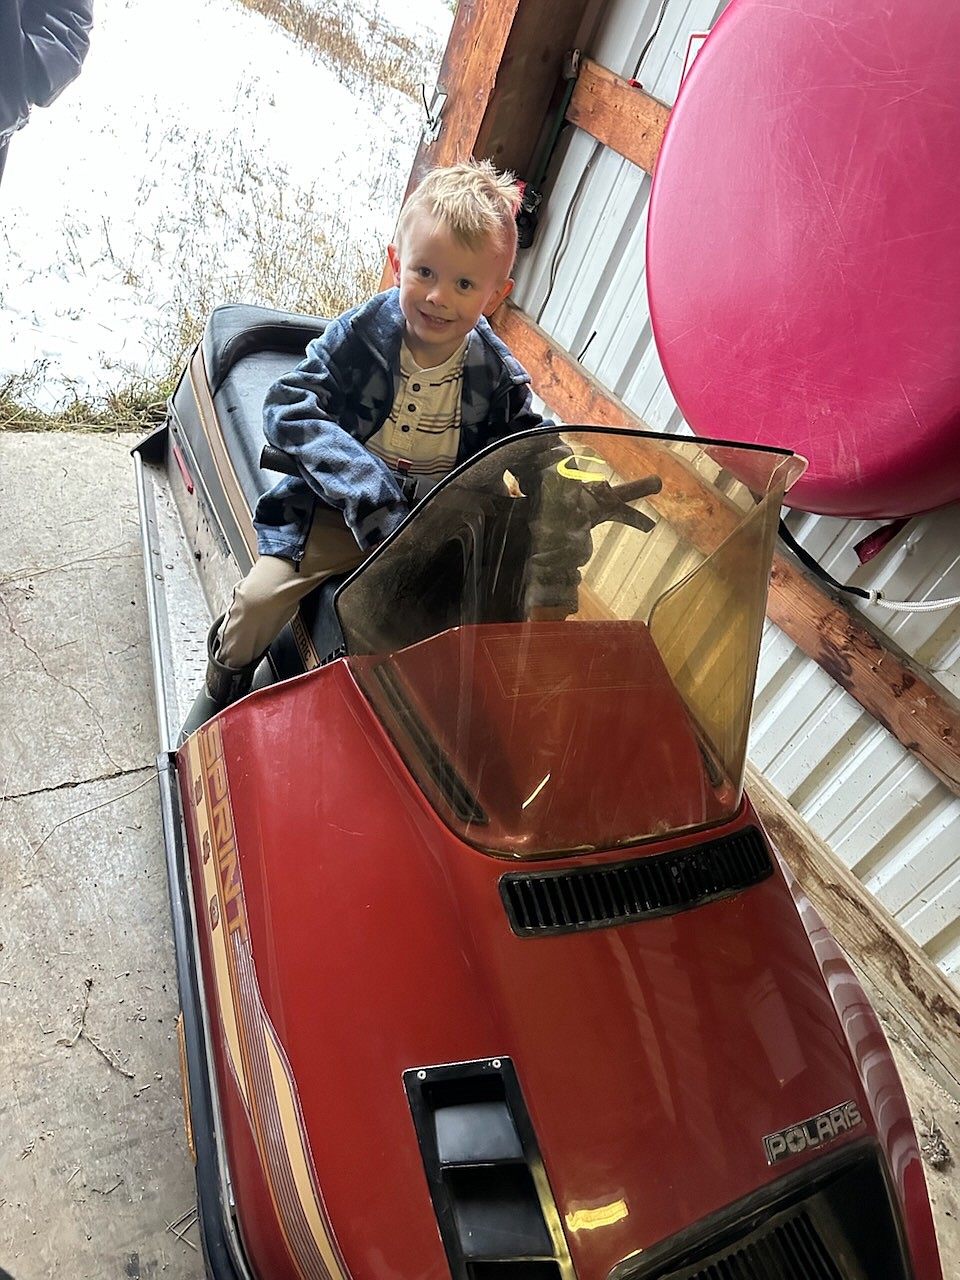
[510,0,960,978]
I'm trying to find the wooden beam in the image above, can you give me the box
[565,57,669,175]
[410,0,522,182]
[473,0,589,181]
[495,302,641,432]
[492,301,960,796]
[746,764,960,1101]
[398,0,589,195]
[766,559,960,793]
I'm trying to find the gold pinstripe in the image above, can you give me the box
[186,724,348,1280]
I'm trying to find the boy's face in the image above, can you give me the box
[388,208,514,367]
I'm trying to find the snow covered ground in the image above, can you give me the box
[0,0,451,411]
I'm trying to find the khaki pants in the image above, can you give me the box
[217,508,367,668]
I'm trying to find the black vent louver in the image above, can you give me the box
[404,1058,575,1280]
[680,1209,841,1279]
[500,827,773,936]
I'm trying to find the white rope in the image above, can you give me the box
[866,590,960,612]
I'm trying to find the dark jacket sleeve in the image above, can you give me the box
[262,314,409,550]
[21,1,93,109]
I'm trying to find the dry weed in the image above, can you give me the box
[237,0,442,101]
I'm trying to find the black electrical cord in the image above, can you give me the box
[777,520,871,600]
[632,0,672,80]
[535,0,675,320]
[535,141,600,324]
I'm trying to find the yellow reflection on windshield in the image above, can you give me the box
[557,451,606,482]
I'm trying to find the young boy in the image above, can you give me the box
[183,158,570,736]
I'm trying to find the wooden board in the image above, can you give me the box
[747,763,960,1102]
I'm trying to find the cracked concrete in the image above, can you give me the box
[0,432,203,1279]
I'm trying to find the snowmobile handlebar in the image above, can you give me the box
[261,444,300,475]
[578,475,662,532]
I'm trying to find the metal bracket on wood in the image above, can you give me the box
[421,83,448,144]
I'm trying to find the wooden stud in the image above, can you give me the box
[565,57,669,175]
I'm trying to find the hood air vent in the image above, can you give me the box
[404,1058,575,1280]
[610,1142,910,1280]
[678,1209,841,1279]
[500,827,773,936]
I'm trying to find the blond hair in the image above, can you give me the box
[394,158,521,269]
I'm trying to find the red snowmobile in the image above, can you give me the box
[134,303,943,1279]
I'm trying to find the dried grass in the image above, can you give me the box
[238,0,438,100]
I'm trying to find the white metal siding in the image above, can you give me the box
[510,0,960,978]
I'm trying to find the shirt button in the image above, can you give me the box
[401,424,411,433]
[411,383,420,392]
[408,403,417,412]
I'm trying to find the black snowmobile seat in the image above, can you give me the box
[202,303,330,398]
[199,303,330,516]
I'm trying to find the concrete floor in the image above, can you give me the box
[0,433,204,1279]
[0,429,956,1278]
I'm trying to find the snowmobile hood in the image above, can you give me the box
[177,662,900,1280]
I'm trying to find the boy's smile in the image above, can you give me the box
[388,208,514,367]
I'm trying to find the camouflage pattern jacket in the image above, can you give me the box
[254,288,548,558]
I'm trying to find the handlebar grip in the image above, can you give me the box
[610,475,663,502]
[260,444,298,475]
[581,474,661,534]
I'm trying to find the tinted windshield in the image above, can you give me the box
[337,428,804,859]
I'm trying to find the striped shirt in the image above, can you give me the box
[364,338,467,498]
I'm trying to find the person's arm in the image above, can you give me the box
[263,319,409,550]
[21,2,93,109]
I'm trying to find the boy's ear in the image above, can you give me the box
[387,244,401,285]
[482,277,514,317]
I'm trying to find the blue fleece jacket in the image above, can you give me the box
[253,288,548,559]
